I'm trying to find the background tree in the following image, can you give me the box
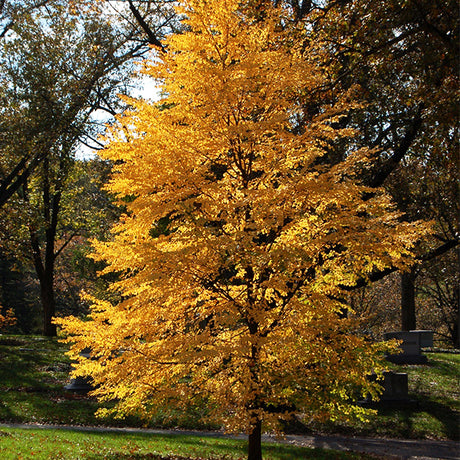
[0,0,178,335]
[244,1,459,339]
[0,0,179,207]
[302,0,459,332]
[0,157,120,334]
[418,249,459,348]
[58,1,429,459]
[0,0,126,335]
[52,158,123,318]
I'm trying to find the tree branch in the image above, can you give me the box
[369,105,424,187]
[420,239,460,263]
[342,237,460,291]
[127,0,166,52]
[0,151,44,207]
[54,233,79,259]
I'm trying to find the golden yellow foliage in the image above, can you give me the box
[56,0,430,453]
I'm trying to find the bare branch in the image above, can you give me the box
[127,0,166,52]
[369,104,424,187]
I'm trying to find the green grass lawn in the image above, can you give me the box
[0,428,375,460]
[0,334,458,443]
[307,352,460,440]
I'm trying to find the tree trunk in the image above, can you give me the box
[454,247,459,348]
[247,418,262,460]
[401,269,416,331]
[453,286,459,349]
[30,227,58,337]
[27,156,61,337]
[40,268,57,337]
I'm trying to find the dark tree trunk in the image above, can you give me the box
[30,235,58,337]
[453,286,459,349]
[454,247,460,348]
[247,418,262,460]
[27,156,61,337]
[401,269,416,331]
[40,269,57,337]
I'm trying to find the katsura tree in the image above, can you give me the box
[57,1,430,458]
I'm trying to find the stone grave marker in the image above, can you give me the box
[384,330,432,364]
[64,347,93,394]
[361,371,410,404]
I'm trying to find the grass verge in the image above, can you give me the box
[0,427,372,459]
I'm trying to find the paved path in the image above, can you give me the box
[1,423,459,459]
[280,433,459,459]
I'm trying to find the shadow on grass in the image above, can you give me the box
[0,337,68,390]
[86,455,199,460]
[362,399,458,441]
[304,396,459,442]
[79,432,359,460]
[424,360,460,380]
[85,449,355,460]
[0,349,49,388]
[407,399,459,440]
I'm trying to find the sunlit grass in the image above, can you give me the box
[0,428,371,460]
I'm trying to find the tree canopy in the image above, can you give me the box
[57,1,431,458]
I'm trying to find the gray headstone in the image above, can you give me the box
[64,348,93,394]
[360,371,410,404]
[64,375,93,394]
[380,371,409,401]
[410,330,434,348]
[384,331,428,364]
